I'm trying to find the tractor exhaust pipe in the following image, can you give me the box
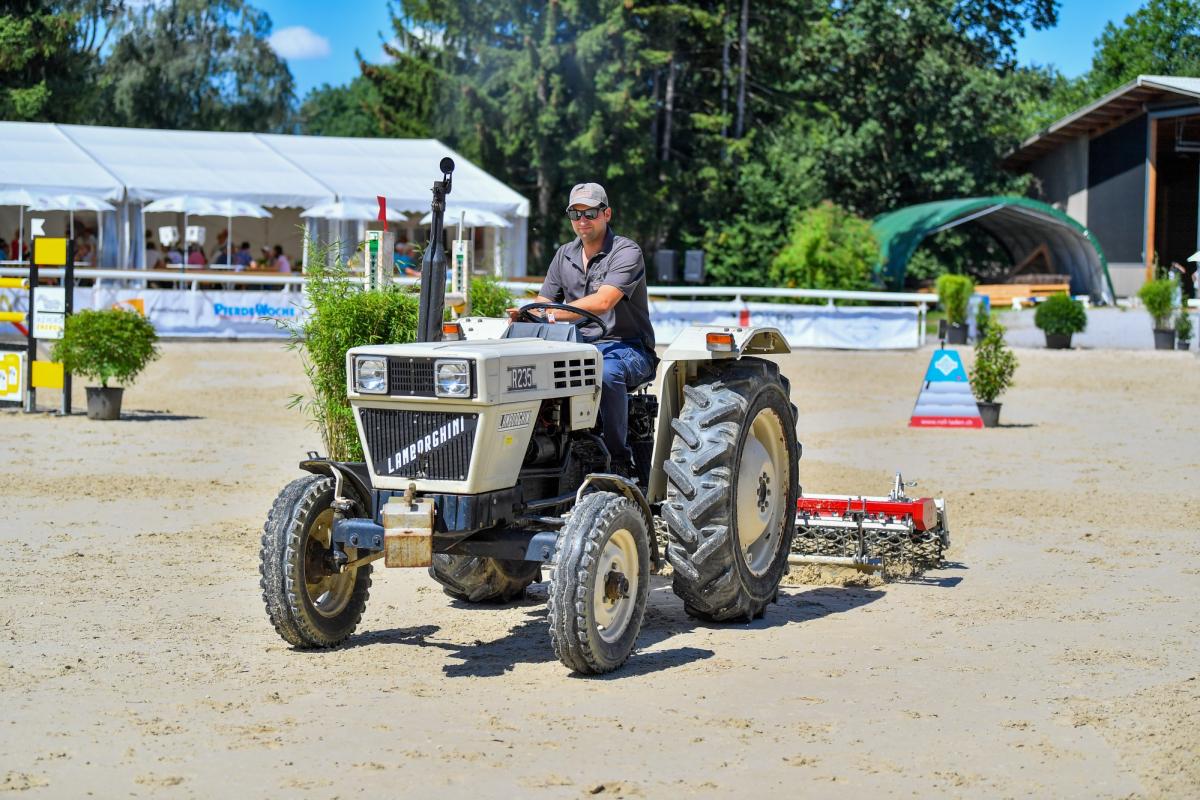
[416,157,456,343]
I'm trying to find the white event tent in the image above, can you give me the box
[0,122,530,275]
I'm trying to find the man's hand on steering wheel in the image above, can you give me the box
[514,302,611,338]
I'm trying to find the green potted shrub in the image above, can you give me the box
[1137,278,1176,350]
[1176,308,1193,350]
[1033,293,1087,349]
[51,308,160,420]
[936,274,975,344]
[969,315,1017,427]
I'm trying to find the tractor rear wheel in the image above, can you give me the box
[260,475,372,647]
[429,555,541,603]
[663,359,799,622]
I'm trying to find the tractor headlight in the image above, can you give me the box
[435,359,471,397]
[354,356,387,394]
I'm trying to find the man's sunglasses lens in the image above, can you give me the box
[567,207,603,221]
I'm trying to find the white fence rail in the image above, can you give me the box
[1,266,933,347]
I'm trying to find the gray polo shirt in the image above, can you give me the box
[539,228,655,348]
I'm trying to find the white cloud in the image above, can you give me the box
[268,26,331,61]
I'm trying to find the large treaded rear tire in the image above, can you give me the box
[548,491,650,674]
[429,554,541,603]
[260,475,372,647]
[663,359,799,622]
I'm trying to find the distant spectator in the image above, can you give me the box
[165,245,184,265]
[10,230,26,261]
[251,245,273,271]
[273,245,291,273]
[0,237,7,259]
[187,244,207,266]
[211,229,229,264]
[233,241,253,270]
[395,240,419,276]
[144,232,163,269]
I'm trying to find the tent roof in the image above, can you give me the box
[59,125,335,207]
[0,122,124,201]
[1004,75,1200,168]
[0,123,529,215]
[872,196,1114,303]
[257,135,530,217]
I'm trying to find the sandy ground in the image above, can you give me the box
[2,341,1198,799]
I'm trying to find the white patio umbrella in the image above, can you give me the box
[203,199,272,268]
[30,194,117,263]
[144,196,271,268]
[418,206,512,229]
[0,188,52,263]
[300,200,406,222]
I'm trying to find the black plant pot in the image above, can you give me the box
[976,401,1001,428]
[85,386,124,420]
[946,323,969,344]
[1153,329,1176,350]
[1045,332,1073,349]
[1178,338,1192,351]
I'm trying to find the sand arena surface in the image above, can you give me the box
[2,341,1198,798]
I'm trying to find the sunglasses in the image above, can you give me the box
[567,205,607,221]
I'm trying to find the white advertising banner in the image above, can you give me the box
[2,289,919,348]
[649,300,920,350]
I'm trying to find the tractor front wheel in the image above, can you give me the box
[260,475,372,647]
[548,491,650,674]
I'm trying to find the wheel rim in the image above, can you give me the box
[302,507,357,618]
[593,528,639,644]
[735,407,789,576]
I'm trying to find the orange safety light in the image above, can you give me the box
[705,331,735,352]
[442,322,463,340]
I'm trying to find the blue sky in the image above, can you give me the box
[258,0,1149,100]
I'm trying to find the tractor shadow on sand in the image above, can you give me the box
[341,576,885,679]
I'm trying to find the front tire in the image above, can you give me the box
[663,359,799,622]
[548,492,650,674]
[429,554,541,603]
[260,475,372,647]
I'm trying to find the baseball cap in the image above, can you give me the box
[566,182,608,211]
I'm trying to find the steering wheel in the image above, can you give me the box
[517,302,611,339]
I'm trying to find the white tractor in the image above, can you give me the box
[259,159,801,674]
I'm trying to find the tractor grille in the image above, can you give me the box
[360,408,477,481]
[386,357,437,397]
[553,357,599,389]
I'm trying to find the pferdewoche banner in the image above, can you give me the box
[92,288,308,337]
[1,288,307,339]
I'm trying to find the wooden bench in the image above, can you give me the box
[975,283,1070,308]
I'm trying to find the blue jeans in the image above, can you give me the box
[594,340,657,465]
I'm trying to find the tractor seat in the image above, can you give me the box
[502,321,580,342]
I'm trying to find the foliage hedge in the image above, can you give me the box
[1137,278,1176,329]
[1033,293,1087,336]
[768,202,879,299]
[936,274,975,325]
[52,308,159,388]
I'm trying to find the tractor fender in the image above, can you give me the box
[575,474,660,568]
[659,325,790,362]
[299,458,374,516]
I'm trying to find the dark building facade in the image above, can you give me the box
[1004,76,1200,297]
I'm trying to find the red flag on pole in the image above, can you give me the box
[377,196,387,231]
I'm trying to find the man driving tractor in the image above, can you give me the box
[509,182,657,477]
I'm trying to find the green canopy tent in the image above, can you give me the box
[871,196,1114,303]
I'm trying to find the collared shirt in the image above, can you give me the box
[539,228,655,348]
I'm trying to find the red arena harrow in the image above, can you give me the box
[790,474,949,574]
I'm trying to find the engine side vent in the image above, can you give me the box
[553,357,598,389]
